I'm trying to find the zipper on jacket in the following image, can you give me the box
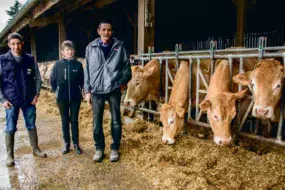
[68,60,71,102]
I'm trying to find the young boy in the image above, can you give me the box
[0,32,47,167]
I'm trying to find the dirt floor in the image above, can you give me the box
[1,91,285,189]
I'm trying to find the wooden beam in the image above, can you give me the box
[12,15,32,33]
[30,28,37,61]
[65,0,92,13]
[32,0,61,19]
[236,0,247,46]
[137,0,155,53]
[94,0,116,8]
[29,13,61,27]
[58,15,66,59]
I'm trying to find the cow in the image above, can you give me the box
[38,64,47,81]
[160,55,257,145]
[160,60,189,144]
[124,59,162,107]
[233,59,284,123]
[199,60,248,145]
[44,62,55,80]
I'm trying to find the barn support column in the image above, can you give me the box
[235,0,247,46]
[30,28,37,61]
[138,0,155,54]
[58,15,66,59]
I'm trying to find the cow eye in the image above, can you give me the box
[213,114,219,121]
[136,82,140,86]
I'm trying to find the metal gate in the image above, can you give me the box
[131,37,285,146]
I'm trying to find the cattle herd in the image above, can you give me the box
[39,54,285,146]
[124,53,285,146]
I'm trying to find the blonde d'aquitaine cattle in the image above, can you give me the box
[38,64,47,81]
[44,62,55,80]
[124,59,176,107]
[199,60,248,145]
[160,61,189,144]
[233,59,285,123]
[160,56,257,145]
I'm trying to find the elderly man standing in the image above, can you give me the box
[0,33,47,167]
[84,21,131,162]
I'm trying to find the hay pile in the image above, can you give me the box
[38,91,285,189]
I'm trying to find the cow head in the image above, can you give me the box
[124,60,159,107]
[199,89,247,145]
[233,59,285,122]
[160,103,185,144]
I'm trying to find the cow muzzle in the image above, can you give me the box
[124,99,136,107]
[162,136,175,144]
[214,136,232,146]
[253,106,273,119]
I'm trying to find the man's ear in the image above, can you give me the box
[199,99,211,113]
[233,71,251,86]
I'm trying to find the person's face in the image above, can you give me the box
[62,47,75,60]
[8,38,23,55]
[97,23,113,43]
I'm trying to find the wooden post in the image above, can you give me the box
[58,15,66,59]
[30,28,37,61]
[236,0,247,46]
[137,0,155,54]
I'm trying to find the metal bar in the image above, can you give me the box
[277,56,285,141]
[239,99,254,131]
[167,68,174,84]
[188,58,193,120]
[237,57,244,128]
[198,90,207,94]
[228,56,233,91]
[159,59,163,104]
[239,132,285,146]
[195,58,201,121]
[139,108,160,115]
[198,68,209,90]
[165,59,169,103]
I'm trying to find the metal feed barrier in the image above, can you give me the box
[130,37,285,146]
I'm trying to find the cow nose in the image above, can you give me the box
[256,108,269,117]
[162,138,167,144]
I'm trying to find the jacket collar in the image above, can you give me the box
[91,37,122,47]
[4,50,27,61]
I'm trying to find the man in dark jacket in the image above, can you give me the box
[84,21,132,162]
[0,33,47,167]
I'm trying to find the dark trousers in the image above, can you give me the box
[92,89,122,150]
[57,100,81,145]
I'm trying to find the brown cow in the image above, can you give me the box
[233,59,284,122]
[160,56,257,145]
[124,59,161,107]
[199,60,248,145]
[160,61,189,144]
[38,64,47,81]
[44,62,55,80]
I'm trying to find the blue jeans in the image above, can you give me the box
[5,104,36,134]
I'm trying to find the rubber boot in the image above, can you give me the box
[5,133,15,167]
[28,129,47,158]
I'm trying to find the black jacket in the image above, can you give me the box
[0,50,42,105]
[50,59,84,102]
[84,37,132,94]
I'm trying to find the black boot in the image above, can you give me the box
[5,133,15,167]
[74,144,83,154]
[28,129,47,158]
[62,143,70,154]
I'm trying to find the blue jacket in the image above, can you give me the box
[0,50,42,105]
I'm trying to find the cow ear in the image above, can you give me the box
[175,106,185,118]
[131,65,140,74]
[234,89,248,100]
[199,99,211,113]
[233,71,251,86]
[143,64,158,78]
